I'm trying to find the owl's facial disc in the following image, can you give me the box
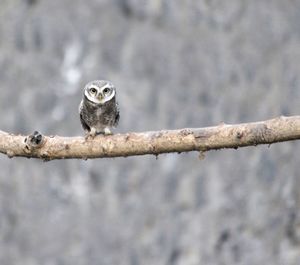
[84,83,115,104]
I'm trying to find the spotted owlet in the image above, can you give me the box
[79,80,120,137]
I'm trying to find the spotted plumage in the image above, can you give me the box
[79,80,120,137]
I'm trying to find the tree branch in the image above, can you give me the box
[0,115,299,160]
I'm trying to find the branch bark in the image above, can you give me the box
[0,116,299,160]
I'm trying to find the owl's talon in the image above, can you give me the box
[84,128,97,140]
[84,134,92,140]
[85,134,96,140]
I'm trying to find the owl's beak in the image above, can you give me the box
[97,94,104,101]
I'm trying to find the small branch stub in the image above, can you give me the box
[0,115,299,160]
[24,131,44,152]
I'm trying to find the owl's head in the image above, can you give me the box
[84,80,116,104]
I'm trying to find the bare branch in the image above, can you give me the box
[0,116,299,160]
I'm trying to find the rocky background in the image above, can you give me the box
[0,0,300,264]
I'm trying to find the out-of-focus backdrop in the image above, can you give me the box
[0,1,300,264]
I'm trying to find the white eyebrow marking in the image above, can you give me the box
[101,83,112,90]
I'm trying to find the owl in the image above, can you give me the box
[79,80,120,137]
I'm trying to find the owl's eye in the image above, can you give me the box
[90,88,97,94]
[103,87,110,94]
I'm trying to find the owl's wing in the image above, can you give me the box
[114,103,120,126]
[79,100,91,132]
[80,113,90,132]
[78,100,84,114]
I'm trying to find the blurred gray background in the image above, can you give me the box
[0,0,300,264]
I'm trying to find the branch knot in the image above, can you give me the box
[24,131,44,152]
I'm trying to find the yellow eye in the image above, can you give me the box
[90,88,97,94]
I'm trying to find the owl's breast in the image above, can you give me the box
[96,108,104,116]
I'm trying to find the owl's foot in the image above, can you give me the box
[85,133,95,140]
[84,128,113,140]
[104,127,113,135]
[85,128,97,140]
